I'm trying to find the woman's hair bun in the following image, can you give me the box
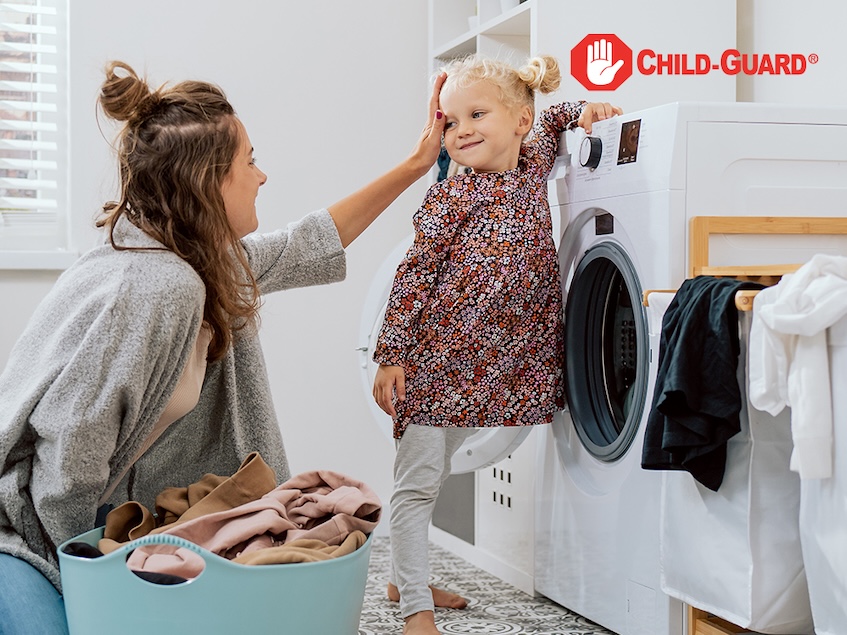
[98,60,155,123]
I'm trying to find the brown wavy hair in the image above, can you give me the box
[96,61,260,362]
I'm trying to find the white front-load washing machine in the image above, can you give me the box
[534,102,847,635]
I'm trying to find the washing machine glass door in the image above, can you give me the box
[357,236,532,474]
[563,241,648,462]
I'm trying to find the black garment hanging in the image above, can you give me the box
[641,276,764,491]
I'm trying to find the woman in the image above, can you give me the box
[0,60,446,633]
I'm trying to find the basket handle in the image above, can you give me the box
[61,532,228,590]
[109,532,208,558]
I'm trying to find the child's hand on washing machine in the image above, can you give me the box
[578,102,623,134]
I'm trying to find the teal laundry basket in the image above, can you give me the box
[58,527,373,635]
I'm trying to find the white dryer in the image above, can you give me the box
[534,102,847,635]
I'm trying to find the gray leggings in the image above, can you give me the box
[389,424,473,618]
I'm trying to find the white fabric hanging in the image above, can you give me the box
[797,313,847,634]
[749,254,847,479]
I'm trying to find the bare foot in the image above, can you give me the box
[403,610,440,635]
[429,585,468,609]
[387,582,468,609]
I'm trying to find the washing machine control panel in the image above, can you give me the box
[578,120,641,172]
[559,102,689,202]
[558,101,836,204]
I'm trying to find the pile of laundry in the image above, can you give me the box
[62,452,381,583]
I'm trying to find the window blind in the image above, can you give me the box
[0,0,67,253]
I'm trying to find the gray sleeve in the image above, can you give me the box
[242,209,347,295]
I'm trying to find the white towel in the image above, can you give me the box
[749,254,847,479]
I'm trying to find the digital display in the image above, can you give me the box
[617,119,641,165]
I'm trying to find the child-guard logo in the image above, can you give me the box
[571,34,632,91]
[571,33,814,90]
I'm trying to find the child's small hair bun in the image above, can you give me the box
[519,55,561,95]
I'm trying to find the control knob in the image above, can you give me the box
[579,136,603,170]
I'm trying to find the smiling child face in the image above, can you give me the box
[440,80,531,173]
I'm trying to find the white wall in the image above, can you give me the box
[737,0,847,104]
[1,0,846,534]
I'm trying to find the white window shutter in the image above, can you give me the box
[0,0,68,255]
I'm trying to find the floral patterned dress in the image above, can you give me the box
[374,101,585,439]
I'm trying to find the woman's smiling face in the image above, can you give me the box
[221,118,267,238]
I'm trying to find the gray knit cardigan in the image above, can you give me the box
[0,209,346,590]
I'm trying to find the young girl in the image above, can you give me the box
[372,54,621,634]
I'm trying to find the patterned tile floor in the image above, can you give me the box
[359,537,616,635]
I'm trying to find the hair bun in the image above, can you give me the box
[98,61,154,123]
[519,55,561,95]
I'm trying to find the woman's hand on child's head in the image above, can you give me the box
[407,72,448,177]
[373,364,406,419]
[578,102,624,135]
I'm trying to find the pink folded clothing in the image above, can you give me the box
[126,469,381,578]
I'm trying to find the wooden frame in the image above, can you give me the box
[645,215,847,308]
[689,607,755,635]
[689,215,847,280]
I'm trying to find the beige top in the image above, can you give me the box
[98,326,212,506]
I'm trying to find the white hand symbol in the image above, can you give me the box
[586,38,625,86]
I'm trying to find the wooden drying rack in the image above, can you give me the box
[641,215,847,635]
[643,215,847,313]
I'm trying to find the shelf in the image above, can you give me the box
[433,35,477,61]
[480,3,531,36]
[431,0,531,60]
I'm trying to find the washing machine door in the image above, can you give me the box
[556,208,650,468]
[357,235,531,474]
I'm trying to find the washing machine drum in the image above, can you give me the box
[357,235,531,474]
[563,241,649,462]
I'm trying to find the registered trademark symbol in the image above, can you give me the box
[809,53,819,64]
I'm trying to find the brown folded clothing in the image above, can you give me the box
[232,530,367,566]
[99,451,276,554]
[154,451,277,528]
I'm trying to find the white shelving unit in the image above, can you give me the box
[429,0,738,114]
[429,0,532,71]
[474,432,538,594]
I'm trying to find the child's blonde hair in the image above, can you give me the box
[439,54,561,121]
